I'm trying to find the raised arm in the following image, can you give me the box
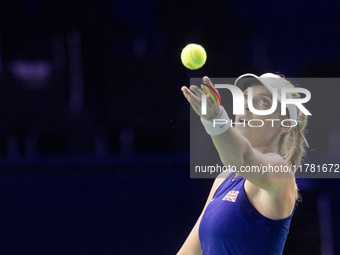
[181,76,295,193]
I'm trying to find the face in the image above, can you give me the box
[235,84,287,149]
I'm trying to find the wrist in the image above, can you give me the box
[200,106,230,136]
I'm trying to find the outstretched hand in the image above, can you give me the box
[181,76,221,120]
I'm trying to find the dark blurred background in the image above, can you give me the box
[0,0,339,254]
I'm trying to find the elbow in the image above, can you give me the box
[220,156,242,168]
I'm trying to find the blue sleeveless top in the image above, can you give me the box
[199,172,294,255]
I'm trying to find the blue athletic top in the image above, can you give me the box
[199,172,294,255]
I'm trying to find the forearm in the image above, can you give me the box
[210,126,291,189]
[210,127,252,169]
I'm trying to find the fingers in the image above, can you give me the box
[202,76,219,96]
[202,76,214,87]
[201,76,221,106]
[181,85,201,106]
[181,79,220,118]
[190,85,204,97]
[181,86,191,103]
[181,86,190,95]
[181,85,205,116]
[202,76,216,94]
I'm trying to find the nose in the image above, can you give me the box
[244,98,250,113]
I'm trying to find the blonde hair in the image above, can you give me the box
[277,77,309,202]
[277,77,309,168]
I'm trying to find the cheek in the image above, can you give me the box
[251,116,281,130]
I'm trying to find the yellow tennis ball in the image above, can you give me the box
[181,43,207,70]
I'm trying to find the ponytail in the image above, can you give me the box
[277,78,309,202]
[278,110,309,168]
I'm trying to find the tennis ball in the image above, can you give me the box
[181,43,207,70]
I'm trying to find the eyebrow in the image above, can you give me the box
[243,91,273,98]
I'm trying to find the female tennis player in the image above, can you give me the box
[178,73,309,255]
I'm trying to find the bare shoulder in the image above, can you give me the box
[244,150,296,191]
[205,171,234,204]
[244,176,296,220]
[244,152,297,219]
[212,171,233,190]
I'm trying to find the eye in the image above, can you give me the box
[258,98,270,106]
